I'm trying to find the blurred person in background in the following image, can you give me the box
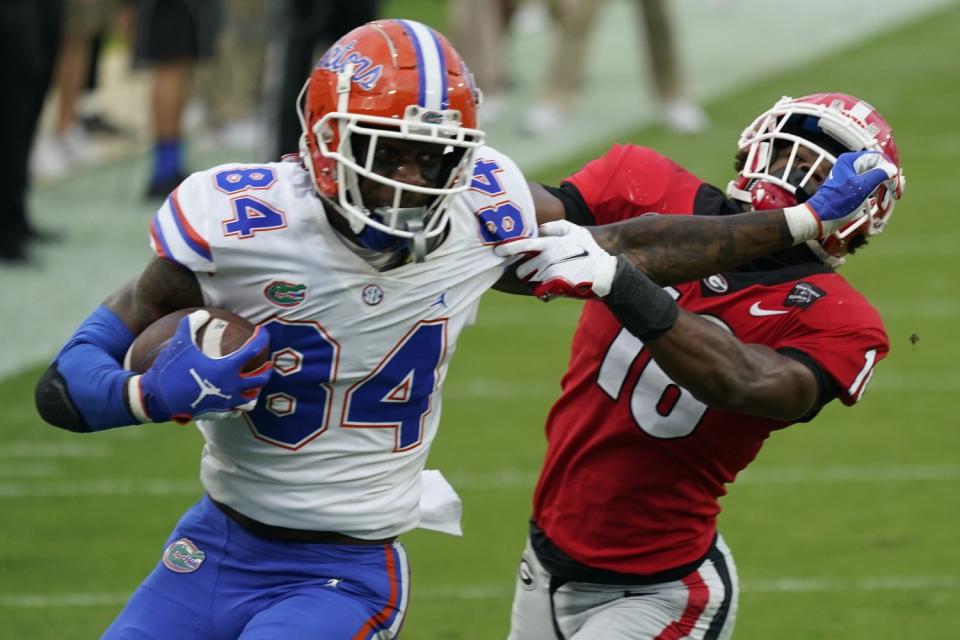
[31,0,124,179]
[264,0,380,161]
[135,0,223,198]
[74,1,138,139]
[449,0,520,123]
[500,93,903,638]
[78,33,124,135]
[0,0,64,263]
[524,0,708,136]
[194,0,269,152]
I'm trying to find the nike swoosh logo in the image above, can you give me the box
[545,248,590,269]
[749,302,789,317]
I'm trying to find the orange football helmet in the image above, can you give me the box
[728,93,903,265]
[297,19,484,260]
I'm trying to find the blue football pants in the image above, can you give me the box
[102,496,408,639]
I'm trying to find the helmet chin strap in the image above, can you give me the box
[377,206,428,263]
[397,207,427,262]
[348,206,430,263]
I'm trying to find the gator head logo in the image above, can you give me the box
[264,281,307,308]
[162,538,205,574]
[420,110,444,124]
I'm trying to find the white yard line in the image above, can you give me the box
[4,575,959,608]
[736,464,960,485]
[412,576,960,600]
[0,442,111,458]
[0,462,60,478]
[1,464,957,496]
[0,478,200,498]
[1,592,131,609]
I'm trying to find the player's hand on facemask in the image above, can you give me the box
[133,310,273,424]
[786,150,904,241]
[493,220,618,300]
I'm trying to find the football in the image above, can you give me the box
[124,307,270,374]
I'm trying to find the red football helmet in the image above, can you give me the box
[297,19,484,258]
[728,93,903,265]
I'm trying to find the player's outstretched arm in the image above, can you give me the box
[520,151,901,288]
[587,211,793,287]
[35,258,270,431]
[507,182,793,293]
[594,151,899,285]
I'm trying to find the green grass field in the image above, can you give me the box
[3,4,960,639]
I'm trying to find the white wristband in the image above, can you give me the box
[126,375,151,423]
[783,204,822,244]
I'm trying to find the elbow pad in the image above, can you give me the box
[35,363,90,433]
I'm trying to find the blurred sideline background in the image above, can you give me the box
[2,0,956,373]
[2,1,959,638]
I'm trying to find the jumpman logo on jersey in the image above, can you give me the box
[430,292,448,309]
[188,368,232,408]
[325,579,343,588]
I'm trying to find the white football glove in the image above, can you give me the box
[493,220,618,300]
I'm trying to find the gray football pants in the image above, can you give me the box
[507,535,738,640]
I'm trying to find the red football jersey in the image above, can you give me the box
[533,145,890,575]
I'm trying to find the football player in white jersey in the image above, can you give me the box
[35,18,897,638]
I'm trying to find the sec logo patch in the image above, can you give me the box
[362,284,384,306]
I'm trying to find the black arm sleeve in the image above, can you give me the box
[541,182,596,226]
[35,363,92,433]
[777,348,841,422]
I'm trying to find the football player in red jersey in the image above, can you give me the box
[497,94,904,639]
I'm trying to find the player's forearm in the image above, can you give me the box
[589,209,794,286]
[646,312,816,420]
[602,257,815,420]
[37,260,206,432]
[35,306,140,432]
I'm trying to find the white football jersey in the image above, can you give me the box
[148,147,536,538]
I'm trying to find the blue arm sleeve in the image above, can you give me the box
[53,305,138,430]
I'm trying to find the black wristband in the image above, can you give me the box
[603,256,680,342]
